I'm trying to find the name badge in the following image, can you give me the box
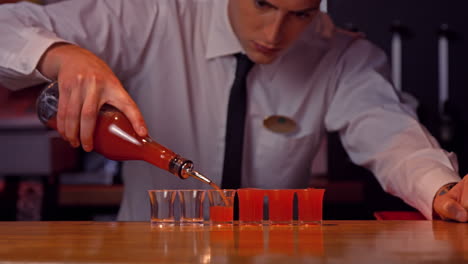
[263,115,297,134]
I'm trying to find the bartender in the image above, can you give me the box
[0,0,466,222]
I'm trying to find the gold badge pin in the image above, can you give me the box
[263,115,297,134]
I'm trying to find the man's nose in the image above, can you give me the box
[263,13,284,45]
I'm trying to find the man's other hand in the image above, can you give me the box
[433,177,468,222]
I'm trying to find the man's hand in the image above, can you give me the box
[433,177,468,222]
[38,43,147,152]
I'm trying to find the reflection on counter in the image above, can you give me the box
[1,221,467,263]
[150,224,325,261]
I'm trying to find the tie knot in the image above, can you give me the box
[234,53,254,78]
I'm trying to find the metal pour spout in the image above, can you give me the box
[182,168,212,184]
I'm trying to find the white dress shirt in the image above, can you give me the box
[0,0,461,221]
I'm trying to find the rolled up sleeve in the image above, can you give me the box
[0,3,66,90]
[0,0,159,90]
[325,39,461,219]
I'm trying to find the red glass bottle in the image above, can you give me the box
[36,82,211,183]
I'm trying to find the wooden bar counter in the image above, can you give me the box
[0,220,466,263]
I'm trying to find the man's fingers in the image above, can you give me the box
[112,95,147,137]
[56,79,71,139]
[460,177,468,209]
[64,76,85,148]
[80,77,99,152]
[438,197,468,222]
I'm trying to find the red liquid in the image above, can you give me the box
[95,108,176,169]
[210,206,233,223]
[238,189,264,223]
[297,188,325,223]
[267,189,296,224]
[209,183,231,207]
[47,106,177,171]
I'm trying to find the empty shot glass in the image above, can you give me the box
[296,188,325,225]
[178,189,206,225]
[208,189,236,225]
[148,190,177,226]
[237,188,265,225]
[267,189,296,225]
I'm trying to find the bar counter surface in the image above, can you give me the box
[0,220,466,263]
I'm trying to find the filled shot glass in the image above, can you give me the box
[237,188,265,225]
[148,190,177,226]
[267,189,296,225]
[178,189,206,225]
[297,188,325,225]
[208,189,236,225]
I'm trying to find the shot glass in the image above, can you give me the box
[148,190,177,226]
[178,189,206,225]
[208,189,236,225]
[237,188,265,225]
[296,188,325,225]
[266,189,296,225]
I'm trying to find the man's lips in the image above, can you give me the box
[252,41,280,55]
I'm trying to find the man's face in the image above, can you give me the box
[228,0,321,64]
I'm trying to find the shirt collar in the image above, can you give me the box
[206,0,243,59]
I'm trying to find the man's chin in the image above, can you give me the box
[248,51,278,65]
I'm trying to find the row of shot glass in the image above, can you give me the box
[148,188,325,226]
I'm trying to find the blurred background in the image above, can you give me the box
[0,0,467,221]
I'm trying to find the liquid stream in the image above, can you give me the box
[185,170,231,207]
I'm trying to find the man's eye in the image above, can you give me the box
[294,12,311,19]
[255,0,271,9]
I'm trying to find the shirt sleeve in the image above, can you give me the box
[0,0,160,91]
[324,38,461,220]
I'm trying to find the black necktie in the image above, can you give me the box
[221,53,254,189]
